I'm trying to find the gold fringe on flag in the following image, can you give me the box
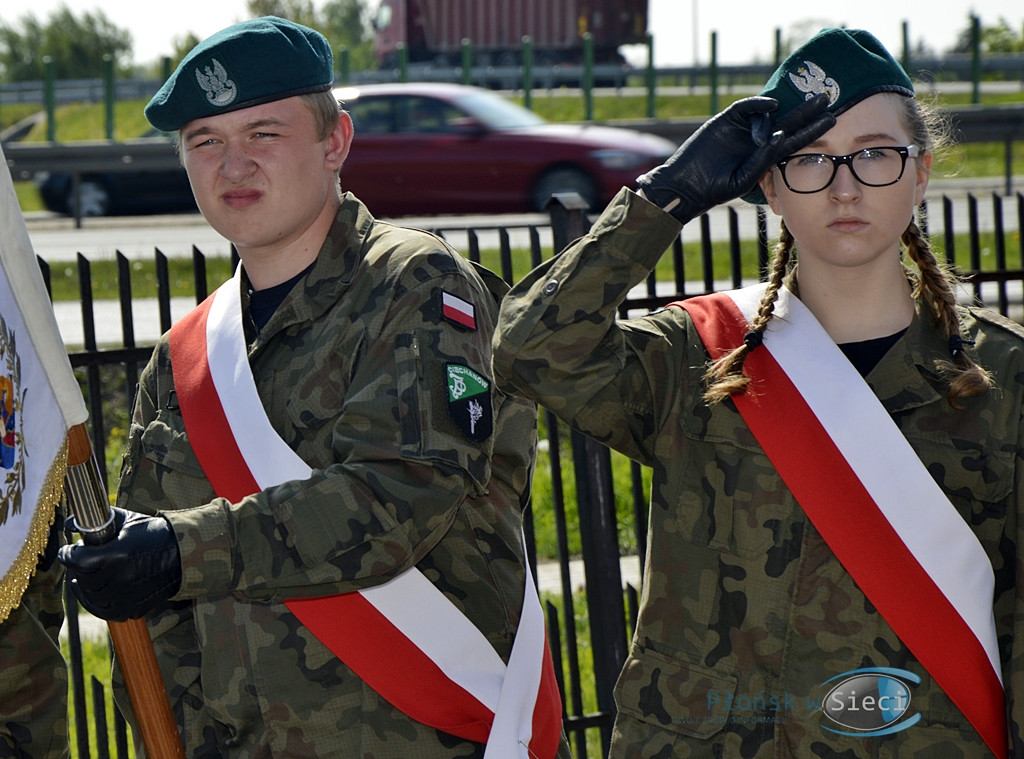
[0,434,68,624]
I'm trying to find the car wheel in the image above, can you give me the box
[68,180,111,217]
[532,167,598,212]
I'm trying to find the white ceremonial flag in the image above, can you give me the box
[0,143,88,622]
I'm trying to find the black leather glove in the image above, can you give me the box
[58,507,182,622]
[636,93,836,222]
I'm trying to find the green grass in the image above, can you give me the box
[61,633,135,759]
[542,588,611,759]
[45,256,235,302]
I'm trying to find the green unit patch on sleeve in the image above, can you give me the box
[445,363,493,442]
[446,364,489,401]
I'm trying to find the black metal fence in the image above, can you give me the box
[53,189,1024,758]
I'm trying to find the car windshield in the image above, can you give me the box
[452,90,546,130]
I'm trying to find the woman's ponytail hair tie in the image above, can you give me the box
[948,334,975,359]
[743,330,764,350]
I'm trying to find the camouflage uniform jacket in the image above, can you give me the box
[114,193,569,758]
[494,187,1024,758]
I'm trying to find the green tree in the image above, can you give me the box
[978,18,1024,53]
[245,0,375,71]
[0,6,131,82]
[950,14,1024,54]
[246,0,320,29]
[321,0,375,70]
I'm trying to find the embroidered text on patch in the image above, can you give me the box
[441,291,477,330]
[788,60,840,106]
[445,364,492,442]
[196,59,238,108]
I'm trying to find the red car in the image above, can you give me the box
[337,82,675,216]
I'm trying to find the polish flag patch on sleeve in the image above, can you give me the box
[441,291,477,330]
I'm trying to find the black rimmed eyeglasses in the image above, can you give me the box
[775,145,920,194]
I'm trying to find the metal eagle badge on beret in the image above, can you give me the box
[446,364,492,442]
[196,59,238,108]
[787,60,840,107]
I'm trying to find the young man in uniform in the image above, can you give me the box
[59,16,566,758]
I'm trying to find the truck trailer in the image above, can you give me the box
[373,0,648,68]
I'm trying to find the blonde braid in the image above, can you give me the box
[902,220,992,407]
[703,223,796,404]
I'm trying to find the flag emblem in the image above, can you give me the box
[0,315,25,524]
[441,291,477,330]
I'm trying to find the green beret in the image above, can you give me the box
[145,16,334,132]
[743,28,914,205]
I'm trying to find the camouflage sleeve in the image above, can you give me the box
[0,518,69,759]
[494,187,685,465]
[979,314,1024,751]
[1008,411,1024,752]
[123,262,504,603]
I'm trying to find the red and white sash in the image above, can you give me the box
[169,268,563,758]
[676,284,1007,759]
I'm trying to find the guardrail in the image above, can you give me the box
[5,138,181,181]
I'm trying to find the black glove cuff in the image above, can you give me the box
[636,179,701,223]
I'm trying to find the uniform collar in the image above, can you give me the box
[783,272,949,414]
[242,192,375,345]
[863,298,950,414]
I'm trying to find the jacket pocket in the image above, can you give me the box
[676,403,792,560]
[128,410,215,512]
[614,644,735,740]
[393,329,494,492]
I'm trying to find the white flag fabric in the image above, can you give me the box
[0,143,88,622]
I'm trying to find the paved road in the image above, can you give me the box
[27,176,1020,262]
[29,176,1023,347]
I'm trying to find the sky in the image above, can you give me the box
[3,0,1023,68]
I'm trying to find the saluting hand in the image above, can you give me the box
[636,93,835,223]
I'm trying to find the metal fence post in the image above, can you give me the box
[337,47,350,85]
[582,33,594,122]
[44,57,56,142]
[547,192,628,753]
[709,31,719,115]
[461,39,473,86]
[521,36,534,110]
[645,32,655,119]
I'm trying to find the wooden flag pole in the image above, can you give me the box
[0,139,183,758]
[64,423,186,759]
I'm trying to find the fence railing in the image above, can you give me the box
[53,188,1024,758]
[3,53,1023,108]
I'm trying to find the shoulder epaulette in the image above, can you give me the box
[966,305,1024,341]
